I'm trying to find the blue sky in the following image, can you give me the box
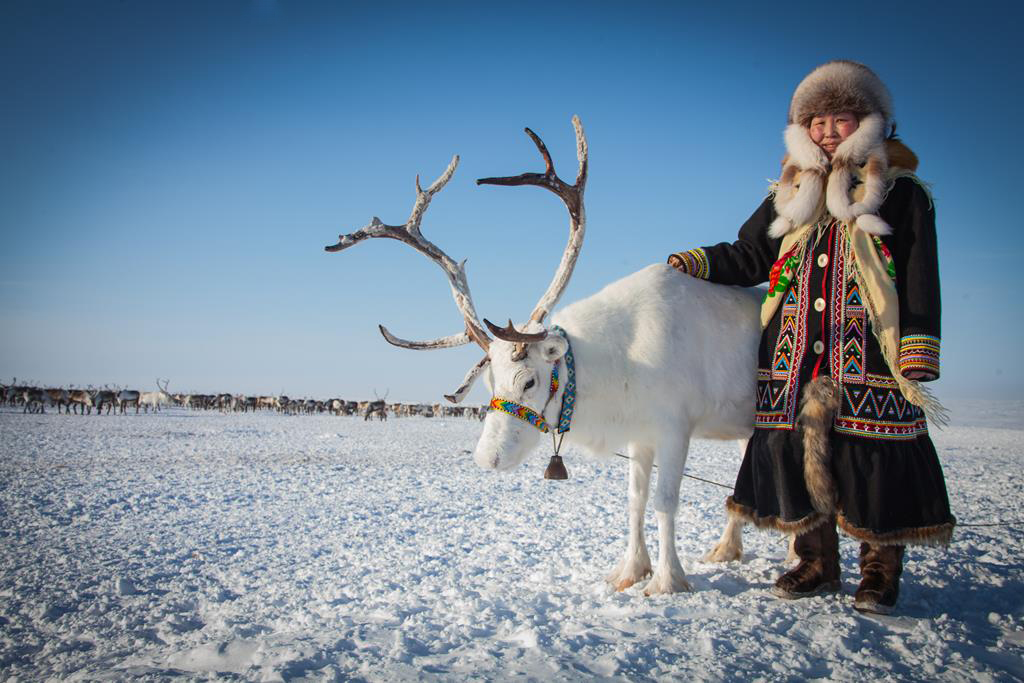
[2,0,1021,403]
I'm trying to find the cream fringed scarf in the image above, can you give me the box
[761,159,948,427]
[847,225,948,426]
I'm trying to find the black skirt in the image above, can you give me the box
[730,427,956,545]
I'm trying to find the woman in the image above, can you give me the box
[669,60,954,615]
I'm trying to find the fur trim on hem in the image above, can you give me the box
[726,496,829,535]
[838,513,956,547]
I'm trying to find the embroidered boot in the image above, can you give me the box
[854,543,904,615]
[771,521,841,599]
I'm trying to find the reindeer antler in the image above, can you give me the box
[484,318,549,343]
[477,115,588,325]
[325,155,492,352]
[325,118,587,404]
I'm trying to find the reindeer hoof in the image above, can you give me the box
[703,542,742,563]
[606,565,652,592]
[643,571,693,595]
[615,578,639,592]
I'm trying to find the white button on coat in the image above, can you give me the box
[813,340,825,354]
[818,253,829,267]
[814,297,826,312]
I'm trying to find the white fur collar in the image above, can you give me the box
[770,112,891,238]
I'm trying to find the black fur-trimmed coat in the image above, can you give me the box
[670,143,954,545]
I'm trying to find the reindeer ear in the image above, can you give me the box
[539,335,569,362]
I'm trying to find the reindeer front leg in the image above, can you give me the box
[645,436,693,594]
[606,443,653,591]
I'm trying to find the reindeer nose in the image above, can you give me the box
[474,449,500,470]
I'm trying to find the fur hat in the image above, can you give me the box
[788,60,893,127]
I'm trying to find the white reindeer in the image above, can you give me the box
[326,117,760,593]
[139,378,172,413]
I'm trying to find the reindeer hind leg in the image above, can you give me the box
[704,503,745,562]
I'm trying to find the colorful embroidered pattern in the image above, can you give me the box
[489,398,550,433]
[835,374,928,439]
[836,241,865,385]
[899,334,941,377]
[669,248,710,279]
[772,288,800,380]
[756,245,813,429]
[755,223,929,439]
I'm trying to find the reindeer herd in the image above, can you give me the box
[0,378,486,421]
[0,380,171,416]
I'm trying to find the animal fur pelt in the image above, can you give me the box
[798,375,841,515]
[768,112,892,239]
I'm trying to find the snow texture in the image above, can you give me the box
[1,400,1022,681]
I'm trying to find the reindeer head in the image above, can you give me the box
[326,117,587,476]
[473,320,570,471]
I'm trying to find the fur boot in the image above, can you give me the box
[771,520,841,599]
[854,543,905,614]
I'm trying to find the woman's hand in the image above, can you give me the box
[903,370,936,381]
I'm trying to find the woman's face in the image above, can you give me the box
[808,112,859,159]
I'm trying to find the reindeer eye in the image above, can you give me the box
[524,379,536,391]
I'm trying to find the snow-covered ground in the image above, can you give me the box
[1,401,1022,681]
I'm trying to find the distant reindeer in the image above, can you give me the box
[68,389,94,415]
[22,387,48,414]
[92,389,117,415]
[45,388,69,414]
[117,388,141,414]
[257,396,280,411]
[214,393,233,413]
[139,379,172,413]
[363,390,389,421]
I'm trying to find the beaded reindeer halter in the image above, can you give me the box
[487,325,576,479]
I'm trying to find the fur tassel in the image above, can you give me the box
[776,168,825,228]
[826,163,856,222]
[846,151,889,218]
[784,124,829,171]
[785,169,825,226]
[855,214,892,236]
[768,216,793,239]
[798,376,841,515]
